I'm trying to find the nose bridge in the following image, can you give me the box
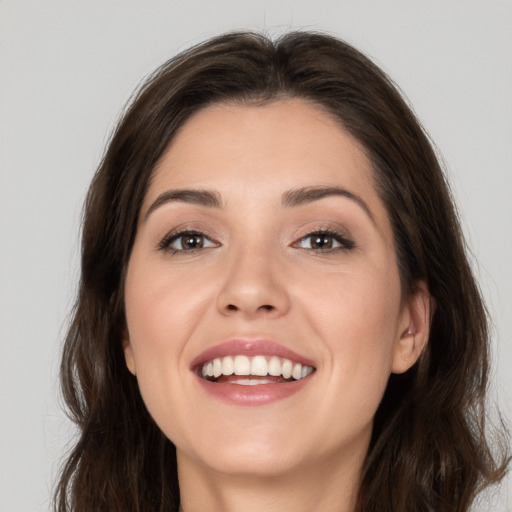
[216,236,290,317]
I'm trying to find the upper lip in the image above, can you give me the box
[190,339,317,371]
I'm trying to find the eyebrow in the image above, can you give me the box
[144,189,222,221]
[144,185,375,223]
[282,186,375,223]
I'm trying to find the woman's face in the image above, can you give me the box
[123,99,427,479]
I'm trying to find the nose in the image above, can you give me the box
[216,244,291,319]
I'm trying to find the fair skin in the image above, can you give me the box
[123,99,430,512]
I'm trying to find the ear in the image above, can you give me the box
[391,280,432,374]
[122,331,137,375]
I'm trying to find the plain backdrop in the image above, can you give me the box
[0,1,510,511]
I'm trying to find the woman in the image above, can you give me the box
[54,31,509,512]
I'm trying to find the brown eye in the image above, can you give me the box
[180,234,204,250]
[310,234,334,249]
[295,230,355,252]
[160,231,217,252]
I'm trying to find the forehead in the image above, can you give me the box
[146,98,380,210]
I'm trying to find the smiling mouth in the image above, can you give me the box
[199,355,316,385]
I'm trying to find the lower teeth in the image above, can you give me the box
[231,379,275,386]
[206,375,295,384]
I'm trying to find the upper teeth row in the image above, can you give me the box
[201,355,314,380]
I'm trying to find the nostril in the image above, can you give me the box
[225,303,274,312]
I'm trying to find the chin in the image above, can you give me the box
[189,450,303,479]
[176,423,309,478]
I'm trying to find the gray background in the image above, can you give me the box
[0,1,510,510]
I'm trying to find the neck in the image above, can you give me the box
[177,447,364,512]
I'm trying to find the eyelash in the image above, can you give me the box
[293,227,355,253]
[158,227,355,254]
[158,229,218,254]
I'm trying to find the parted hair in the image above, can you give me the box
[55,31,509,512]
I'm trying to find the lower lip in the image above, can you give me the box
[195,375,313,406]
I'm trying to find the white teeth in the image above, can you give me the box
[282,359,293,379]
[233,355,251,375]
[230,378,275,386]
[200,355,315,382]
[251,355,268,376]
[268,356,282,376]
[292,363,302,380]
[213,358,222,378]
[221,355,234,375]
[301,365,312,378]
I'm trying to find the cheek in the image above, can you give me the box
[123,257,197,414]
[301,262,402,345]
[298,266,402,413]
[124,254,212,354]
[123,248,232,435]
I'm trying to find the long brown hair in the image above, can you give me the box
[55,31,509,512]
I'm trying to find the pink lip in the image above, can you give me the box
[191,339,317,406]
[190,339,316,369]
[195,377,313,406]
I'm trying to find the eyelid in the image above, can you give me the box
[291,226,355,251]
[157,226,220,253]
